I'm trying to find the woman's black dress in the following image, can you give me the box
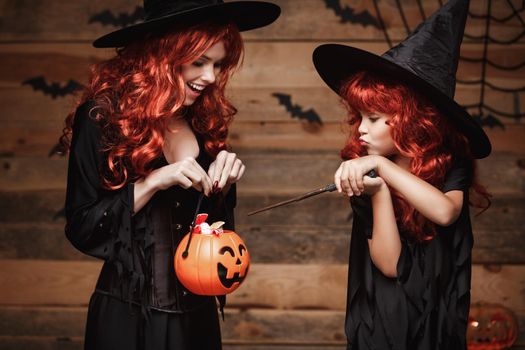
[65,101,235,350]
[346,160,473,350]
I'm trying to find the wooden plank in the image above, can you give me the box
[0,260,101,306]
[2,85,524,126]
[223,309,347,344]
[0,336,83,350]
[1,121,524,158]
[1,312,524,349]
[1,213,525,264]
[0,306,347,343]
[0,307,86,337]
[0,223,90,261]
[0,190,66,223]
[0,260,348,309]
[1,149,523,192]
[0,43,523,89]
[0,262,524,345]
[0,260,524,312]
[0,188,523,234]
[0,314,524,349]
[0,336,349,350]
[0,0,521,42]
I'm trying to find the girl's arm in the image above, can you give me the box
[336,155,463,227]
[375,156,463,227]
[367,180,401,278]
[337,155,465,278]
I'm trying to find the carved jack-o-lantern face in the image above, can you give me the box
[217,241,249,288]
[467,302,518,350]
[174,229,250,296]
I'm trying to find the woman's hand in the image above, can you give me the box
[335,155,383,196]
[208,150,246,193]
[147,157,213,195]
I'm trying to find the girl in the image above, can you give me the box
[61,1,280,349]
[313,0,491,348]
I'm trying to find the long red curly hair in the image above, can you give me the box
[61,22,243,189]
[340,71,490,241]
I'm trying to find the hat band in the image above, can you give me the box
[145,0,224,21]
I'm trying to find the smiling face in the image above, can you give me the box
[357,111,398,157]
[181,40,226,106]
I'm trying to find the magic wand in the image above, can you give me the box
[247,170,376,216]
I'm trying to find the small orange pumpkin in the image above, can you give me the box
[467,302,518,350]
[174,214,250,295]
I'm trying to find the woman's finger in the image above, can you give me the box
[210,150,227,185]
[183,159,211,195]
[229,159,243,182]
[218,153,236,189]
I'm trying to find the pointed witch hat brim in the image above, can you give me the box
[312,0,491,159]
[93,1,280,48]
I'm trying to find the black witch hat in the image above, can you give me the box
[93,0,280,48]
[313,0,491,159]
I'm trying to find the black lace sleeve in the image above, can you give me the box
[64,101,134,260]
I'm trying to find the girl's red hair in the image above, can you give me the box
[340,71,490,241]
[61,22,243,189]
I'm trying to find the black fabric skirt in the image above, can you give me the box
[84,292,222,350]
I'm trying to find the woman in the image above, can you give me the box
[61,1,280,349]
[313,0,491,349]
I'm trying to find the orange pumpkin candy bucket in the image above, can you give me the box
[174,213,250,296]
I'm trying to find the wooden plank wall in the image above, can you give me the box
[0,0,524,349]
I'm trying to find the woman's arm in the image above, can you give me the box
[133,157,213,214]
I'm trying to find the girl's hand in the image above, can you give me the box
[335,155,380,196]
[147,157,212,195]
[362,175,386,196]
[208,150,246,192]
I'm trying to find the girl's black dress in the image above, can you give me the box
[65,101,235,350]
[346,160,473,350]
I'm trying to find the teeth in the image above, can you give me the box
[188,82,205,91]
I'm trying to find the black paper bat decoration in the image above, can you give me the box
[22,76,83,99]
[48,142,67,157]
[272,93,323,125]
[475,113,505,129]
[323,0,380,28]
[89,6,144,27]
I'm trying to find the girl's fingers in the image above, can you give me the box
[340,164,353,196]
[355,168,365,195]
[349,167,359,195]
[334,165,343,193]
